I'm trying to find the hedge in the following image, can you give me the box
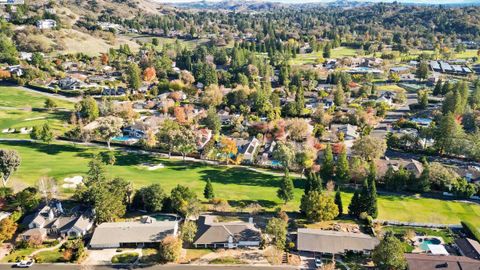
[461,221,480,242]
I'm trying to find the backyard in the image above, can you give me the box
[0,140,479,225]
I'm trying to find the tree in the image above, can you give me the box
[39,122,54,144]
[201,84,224,107]
[300,191,339,222]
[44,98,58,111]
[0,34,18,64]
[277,169,294,204]
[96,116,123,149]
[336,148,350,184]
[180,221,197,245]
[352,136,387,161]
[265,217,288,250]
[132,184,166,212]
[76,97,99,122]
[433,79,442,96]
[416,61,429,81]
[127,63,141,90]
[273,142,295,170]
[219,136,237,164]
[434,113,463,155]
[348,190,361,217]
[0,149,20,187]
[366,166,378,218]
[333,82,345,106]
[372,232,407,270]
[304,171,322,194]
[204,106,221,134]
[157,120,181,158]
[417,89,429,109]
[203,179,215,200]
[170,185,200,217]
[321,144,335,181]
[174,127,197,161]
[0,217,17,243]
[334,189,343,217]
[143,66,157,82]
[159,236,182,263]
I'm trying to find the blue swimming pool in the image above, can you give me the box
[419,238,442,251]
[112,136,136,142]
[150,213,180,222]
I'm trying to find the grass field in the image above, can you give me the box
[0,140,479,226]
[0,87,74,136]
[291,47,363,65]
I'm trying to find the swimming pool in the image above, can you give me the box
[419,238,441,251]
[112,136,137,142]
[150,213,180,222]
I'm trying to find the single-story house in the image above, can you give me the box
[242,137,260,163]
[36,19,57,29]
[331,124,359,141]
[89,218,178,249]
[297,229,379,255]
[404,253,480,270]
[193,215,261,249]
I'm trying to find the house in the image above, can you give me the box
[297,229,379,255]
[20,201,93,241]
[57,77,81,90]
[193,215,262,249]
[89,218,178,249]
[404,253,480,270]
[196,128,212,150]
[7,65,23,77]
[242,137,260,163]
[36,19,57,29]
[331,124,359,141]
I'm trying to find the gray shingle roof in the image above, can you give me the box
[90,221,178,247]
[193,215,261,245]
[297,229,379,254]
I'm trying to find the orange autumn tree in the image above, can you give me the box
[219,136,237,164]
[0,70,11,79]
[143,67,156,82]
[100,53,109,65]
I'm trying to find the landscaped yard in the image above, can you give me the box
[34,249,64,263]
[111,252,139,264]
[0,87,74,136]
[290,46,366,65]
[1,140,479,225]
[1,248,35,263]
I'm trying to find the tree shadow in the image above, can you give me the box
[0,140,86,155]
[199,167,281,188]
[228,199,278,209]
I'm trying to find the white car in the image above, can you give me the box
[315,257,323,268]
[15,260,34,268]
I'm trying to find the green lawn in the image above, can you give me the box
[1,140,479,226]
[0,87,74,135]
[1,248,35,263]
[34,249,64,263]
[111,252,139,264]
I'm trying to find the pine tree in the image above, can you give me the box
[321,144,334,181]
[359,179,370,215]
[304,171,322,194]
[333,82,345,106]
[334,189,343,217]
[348,190,361,217]
[368,178,378,218]
[336,148,350,184]
[203,179,214,200]
[277,169,294,204]
[433,79,442,96]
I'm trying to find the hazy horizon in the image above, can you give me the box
[160,0,480,4]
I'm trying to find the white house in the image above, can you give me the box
[36,19,57,30]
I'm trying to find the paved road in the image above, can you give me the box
[0,264,299,270]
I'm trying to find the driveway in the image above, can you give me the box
[83,248,141,265]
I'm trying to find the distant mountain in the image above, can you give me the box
[163,0,480,7]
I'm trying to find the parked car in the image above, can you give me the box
[15,260,34,268]
[315,257,323,268]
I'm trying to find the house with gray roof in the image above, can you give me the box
[297,229,379,255]
[89,218,178,249]
[20,201,93,241]
[193,215,261,249]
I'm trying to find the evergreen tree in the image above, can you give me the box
[277,169,294,204]
[368,177,378,218]
[126,63,141,90]
[333,82,345,106]
[469,83,480,109]
[348,190,361,217]
[304,171,322,194]
[359,179,370,215]
[433,79,442,96]
[321,144,334,180]
[334,189,343,217]
[203,179,214,200]
[336,148,350,184]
